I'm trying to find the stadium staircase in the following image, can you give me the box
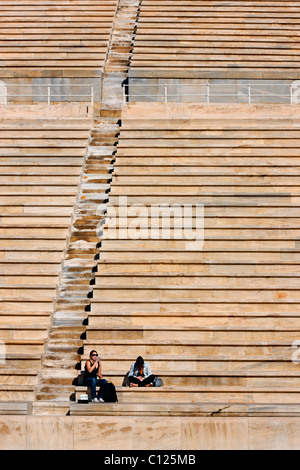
[31,0,142,415]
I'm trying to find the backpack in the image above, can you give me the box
[153,376,163,387]
[101,381,118,402]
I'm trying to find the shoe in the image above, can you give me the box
[99,398,105,403]
[92,398,99,403]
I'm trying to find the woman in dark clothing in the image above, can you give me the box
[83,350,107,402]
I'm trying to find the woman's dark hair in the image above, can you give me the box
[89,350,98,357]
[136,356,144,366]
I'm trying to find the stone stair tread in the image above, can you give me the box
[81,354,294,362]
[2,339,45,344]
[0,324,46,330]
[0,367,38,375]
[82,370,300,377]
[85,325,300,332]
[84,338,294,346]
[69,402,300,417]
[0,384,34,390]
[75,385,300,392]
[0,402,32,414]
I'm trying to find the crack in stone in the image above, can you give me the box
[210,405,232,416]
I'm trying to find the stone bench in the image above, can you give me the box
[69,401,300,417]
[74,384,300,404]
[0,401,31,415]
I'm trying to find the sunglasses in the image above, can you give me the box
[91,353,98,357]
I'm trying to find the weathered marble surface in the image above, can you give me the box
[0,103,92,119]
[1,416,300,450]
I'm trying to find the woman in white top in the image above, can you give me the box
[128,356,155,387]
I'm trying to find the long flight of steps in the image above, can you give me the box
[130,0,300,78]
[32,0,142,414]
[33,113,121,413]
[72,103,300,416]
[0,109,91,403]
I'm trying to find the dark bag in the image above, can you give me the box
[153,376,163,387]
[101,381,118,402]
[122,371,130,387]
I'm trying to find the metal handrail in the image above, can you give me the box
[0,83,94,105]
[123,82,299,105]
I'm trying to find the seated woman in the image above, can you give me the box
[83,350,107,402]
[128,356,156,387]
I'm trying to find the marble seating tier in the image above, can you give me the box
[0,0,118,76]
[130,0,300,79]
[70,103,300,415]
[0,107,91,402]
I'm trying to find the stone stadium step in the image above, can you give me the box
[69,402,300,417]
[116,147,300,157]
[80,355,299,372]
[0,324,47,341]
[38,367,79,385]
[72,368,300,388]
[94,275,300,289]
[85,325,300,342]
[31,401,70,416]
[0,367,37,401]
[106,204,300,217]
[102,227,300,240]
[102,220,300,231]
[98,250,300,263]
[2,354,41,369]
[0,402,32,415]
[3,339,45,354]
[0,249,65,262]
[47,326,86,342]
[0,311,50,327]
[96,261,300,276]
[74,385,300,404]
[108,195,297,206]
[0,385,35,401]
[117,138,300,149]
[90,287,300,303]
[0,367,38,385]
[83,338,296,357]
[76,299,300,316]
[0,217,71,226]
[88,312,300,329]
[114,166,300,176]
[115,156,300,166]
[80,369,300,388]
